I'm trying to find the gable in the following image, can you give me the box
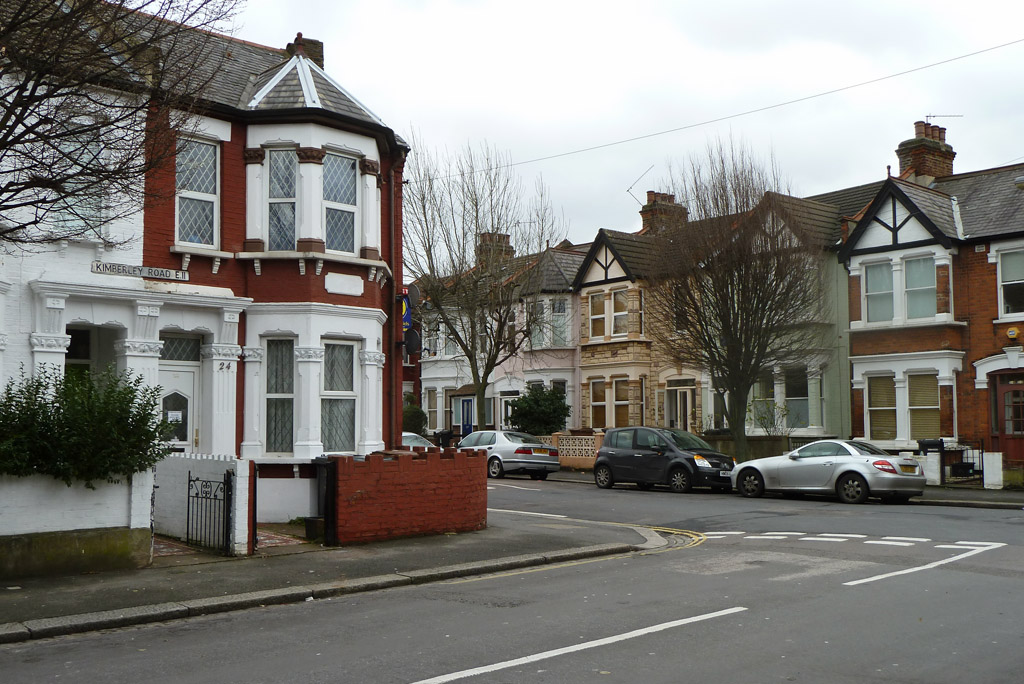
[579,245,628,286]
[840,179,954,259]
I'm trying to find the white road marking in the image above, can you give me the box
[864,540,916,547]
[937,542,1002,550]
[819,533,868,538]
[763,532,805,536]
[708,531,747,535]
[487,508,566,518]
[844,543,1006,586]
[799,537,846,542]
[744,535,790,540]
[409,607,748,684]
[487,483,541,491]
[883,536,931,542]
[953,540,1001,547]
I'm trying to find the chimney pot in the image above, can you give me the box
[914,121,927,138]
[937,126,946,143]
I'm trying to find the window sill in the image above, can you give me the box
[850,316,964,332]
[993,315,1024,325]
[234,250,392,280]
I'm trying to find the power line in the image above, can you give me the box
[409,36,1024,183]
[502,37,1024,169]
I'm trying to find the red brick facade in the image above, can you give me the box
[330,449,487,543]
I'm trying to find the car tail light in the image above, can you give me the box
[872,460,898,474]
[514,447,532,455]
[550,449,559,458]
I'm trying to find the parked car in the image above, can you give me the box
[731,439,926,504]
[458,430,560,480]
[594,427,735,492]
[401,432,433,449]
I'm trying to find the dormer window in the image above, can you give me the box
[176,139,219,247]
[268,149,297,251]
[323,152,358,253]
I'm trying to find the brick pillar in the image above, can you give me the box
[939,384,954,436]
[849,275,862,322]
[936,264,951,314]
[851,385,865,438]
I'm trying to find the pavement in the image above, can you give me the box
[2,471,1022,645]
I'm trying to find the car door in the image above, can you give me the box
[603,429,636,480]
[634,428,671,482]
[779,442,845,490]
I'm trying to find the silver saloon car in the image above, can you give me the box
[458,430,560,480]
[731,439,926,504]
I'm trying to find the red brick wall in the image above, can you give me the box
[851,387,864,438]
[330,448,486,543]
[940,385,954,436]
[850,325,964,356]
[936,264,950,314]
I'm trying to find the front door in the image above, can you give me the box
[665,388,692,430]
[159,367,199,453]
[993,372,1024,461]
[460,398,474,437]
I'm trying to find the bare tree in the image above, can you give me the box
[0,0,240,247]
[645,140,830,458]
[404,137,565,432]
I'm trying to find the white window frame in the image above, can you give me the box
[265,338,295,454]
[322,151,359,255]
[589,293,605,339]
[267,148,298,251]
[908,372,940,440]
[866,374,897,441]
[864,261,894,323]
[612,378,630,427]
[904,256,937,320]
[426,388,438,430]
[591,379,607,429]
[611,289,629,337]
[175,138,220,249]
[321,341,358,453]
[551,298,568,347]
[852,249,951,329]
[999,249,1024,318]
[529,300,546,349]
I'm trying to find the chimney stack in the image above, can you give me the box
[286,33,325,69]
[896,120,956,182]
[638,191,688,235]
[475,232,514,265]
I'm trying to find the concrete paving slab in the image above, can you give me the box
[0,622,30,644]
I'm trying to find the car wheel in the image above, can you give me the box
[636,481,654,491]
[529,472,549,481]
[668,468,692,493]
[594,464,614,489]
[836,472,869,504]
[487,457,505,479]
[737,469,765,498]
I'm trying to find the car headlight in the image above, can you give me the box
[693,455,714,469]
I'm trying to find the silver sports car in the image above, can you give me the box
[731,439,926,504]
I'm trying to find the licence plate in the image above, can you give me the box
[899,465,917,473]
[719,470,731,477]
[534,448,549,455]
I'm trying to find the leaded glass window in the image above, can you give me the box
[322,342,357,452]
[266,339,294,452]
[160,336,201,362]
[323,153,357,253]
[268,149,297,251]
[176,140,217,246]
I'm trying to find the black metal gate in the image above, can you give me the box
[186,470,233,554]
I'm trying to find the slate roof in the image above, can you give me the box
[516,244,587,295]
[890,178,958,239]
[600,229,661,281]
[934,164,1024,239]
[769,193,842,247]
[807,180,885,220]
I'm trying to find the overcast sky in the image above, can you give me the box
[233,0,1024,246]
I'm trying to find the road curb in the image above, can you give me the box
[0,543,637,644]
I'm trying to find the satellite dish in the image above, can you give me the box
[404,328,421,354]
[406,283,420,307]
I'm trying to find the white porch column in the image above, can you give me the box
[0,278,11,374]
[359,350,386,454]
[201,343,241,455]
[240,346,264,459]
[772,365,785,428]
[113,340,163,387]
[32,295,69,371]
[244,149,265,242]
[807,365,823,429]
[894,375,910,442]
[293,346,324,459]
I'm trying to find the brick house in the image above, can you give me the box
[0,29,408,521]
[836,122,1024,465]
[573,192,851,442]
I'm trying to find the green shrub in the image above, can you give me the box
[0,366,172,488]
[403,401,427,436]
[508,384,571,436]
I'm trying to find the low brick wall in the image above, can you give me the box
[330,448,487,544]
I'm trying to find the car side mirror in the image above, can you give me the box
[788,453,799,460]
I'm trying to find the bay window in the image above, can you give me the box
[867,375,896,440]
[591,380,606,428]
[176,139,218,247]
[612,290,628,335]
[265,339,294,453]
[613,379,630,426]
[908,373,940,439]
[905,257,936,319]
[323,153,358,253]
[268,149,297,251]
[589,293,605,338]
[322,342,357,452]
[551,298,568,346]
[865,263,894,322]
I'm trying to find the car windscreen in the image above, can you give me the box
[848,441,891,456]
[503,432,541,444]
[657,429,713,451]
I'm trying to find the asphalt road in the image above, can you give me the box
[3,480,1023,684]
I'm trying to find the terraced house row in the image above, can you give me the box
[419,122,1024,476]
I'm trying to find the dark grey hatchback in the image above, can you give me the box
[594,427,735,493]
